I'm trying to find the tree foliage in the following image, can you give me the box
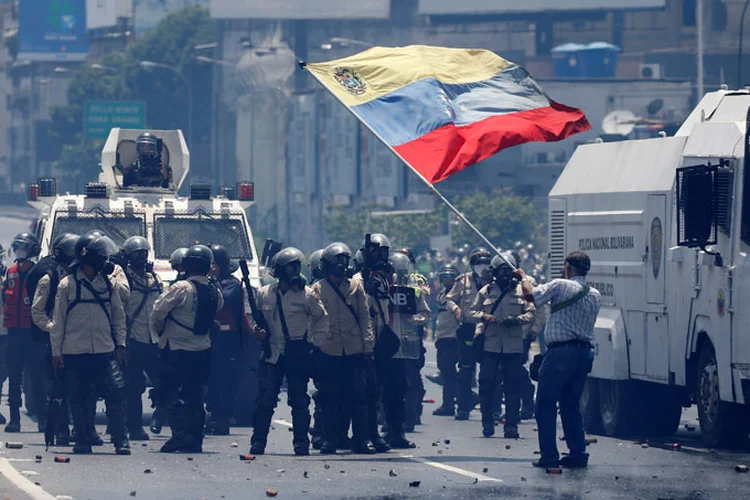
[324,188,543,254]
[50,5,213,189]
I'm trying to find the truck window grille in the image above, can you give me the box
[549,209,566,278]
[715,166,734,235]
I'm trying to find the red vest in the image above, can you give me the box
[3,264,32,330]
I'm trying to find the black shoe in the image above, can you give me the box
[432,406,455,417]
[150,410,164,435]
[371,436,391,453]
[115,439,132,455]
[311,435,323,450]
[90,431,104,446]
[4,421,20,433]
[559,455,588,468]
[337,436,352,450]
[504,426,520,439]
[294,447,310,456]
[482,426,495,438]
[425,373,443,386]
[532,458,560,469]
[73,443,93,454]
[351,442,377,455]
[160,437,186,453]
[319,444,337,455]
[129,428,150,441]
[389,436,416,449]
[404,423,415,433]
[249,444,265,456]
[454,411,470,421]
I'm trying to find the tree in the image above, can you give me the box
[49,5,214,188]
[323,188,542,255]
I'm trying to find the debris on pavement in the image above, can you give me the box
[736,465,749,473]
[389,469,397,477]
[409,481,421,487]
[144,469,153,474]
[5,442,23,449]
[547,468,563,474]
[231,442,239,448]
[265,488,278,497]
[422,399,435,404]
[521,477,527,482]
[586,438,598,444]
[303,471,308,478]
[444,439,451,444]
[240,455,256,461]
[324,465,330,470]
[20,471,38,477]
[505,445,511,450]
[129,492,136,497]
[54,457,70,463]
[276,469,286,474]
[482,468,488,473]
[558,435,565,441]
[472,478,478,484]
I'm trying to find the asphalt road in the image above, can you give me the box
[0,344,748,500]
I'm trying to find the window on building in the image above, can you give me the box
[683,0,696,27]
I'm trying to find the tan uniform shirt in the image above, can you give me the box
[446,272,484,324]
[253,282,328,365]
[150,276,224,352]
[435,287,459,341]
[111,264,130,306]
[31,265,67,333]
[391,285,431,360]
[50,269,127,357]
[125,267,163,344]
[312,278,374,357]
[468,282,535,354]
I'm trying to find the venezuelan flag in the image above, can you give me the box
[306,45,591,184]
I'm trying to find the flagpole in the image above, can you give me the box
[300,61,513,266]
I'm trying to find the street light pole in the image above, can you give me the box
[739,0,750,89]
[696,0,705,99]
[139,61,193,149]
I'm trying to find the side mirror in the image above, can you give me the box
[676,165,718,248]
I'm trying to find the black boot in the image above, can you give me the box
[5,407,20,433]
[150,407,165,435]
[129,427,150,441]
[388,423,416,449]
[371,434,391,453]
[433,405,455,417]
[114,437,132,455]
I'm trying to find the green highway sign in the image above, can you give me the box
[84,100,146,139]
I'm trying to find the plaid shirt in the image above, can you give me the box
[531,276,600,345]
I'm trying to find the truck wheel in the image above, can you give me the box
[598,379,640,437]
[696,347,750,448]
[643,384,682,437]
[581,377,604,434]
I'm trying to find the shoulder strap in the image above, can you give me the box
[45,270,59,315]
[77,278,112,324]
[127,278,153,335]
[275,289,292,342]
[327,278,359,324]
[489,286,511,316]
[551,285,591,314]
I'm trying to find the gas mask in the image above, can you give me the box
[328,254,350,279]
[473,264,490,281]
[13,248,29,261]
[130,250,149,271]
[366,245,389,271]
[493,265,516,291]
[440,276,455,290]
[277,261,305,290]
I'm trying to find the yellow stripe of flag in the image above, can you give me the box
[306,45,512,107]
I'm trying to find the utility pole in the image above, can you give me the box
[697,0,705,99]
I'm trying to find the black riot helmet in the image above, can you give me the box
[322,242,352,279]
[438,264,460,288]
[136,132,159,157]
[469,247,492,266]
[123,236,150,270]
[53,233,80,266]
[351,249,364,276]
[72,233,117,273]
[271,247,306,288]
[394,247,415,265]
[364,233,390,270]
[183,245,213,276]
[11,232,40,261]
[170,248,189,272]
[308,249,325,284]
[490,253,517,290]
[389,252,411,285]
[209,244,231,275]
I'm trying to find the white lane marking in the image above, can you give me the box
[0,458,57,500]
[273,419,293,428]
[401,455,502,483]
[7,458,35,462]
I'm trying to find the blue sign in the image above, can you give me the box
[19,0,89,61]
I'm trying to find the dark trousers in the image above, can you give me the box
[379,358,407,435]
[124,340,161,431]
[456,324,478,413]
[435,338,458,410]
[207,333,242,427]
[160,347,211,443]
[316,352,368,447]
[365,358,384,441]
[65,353,127,445]
[7,329,47,424]
[0,335,7,387]
[479,352,523,429]
[44,343,70,437]
[536,344,593,462]
[404,359,424,427]
[251,355,311,451]
[494,338,536,415]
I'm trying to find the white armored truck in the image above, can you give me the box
[27,128,262,423]
[549,88,750,446]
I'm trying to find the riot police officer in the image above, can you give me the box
[469,253,535,439]
[170,248,189,283]
[151,245,223,453]
[206,244,248,436]
[249,247,328,456]
[432,264,460,416]
[446,247,492,421]
[384,252,430,447]
[121,236,164,441]
[28,233,79,445]
[3,232,46,433]
[308,249,325,285]
[312,243,376,455]
[123,132,171,188]
[50,233,131,455]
